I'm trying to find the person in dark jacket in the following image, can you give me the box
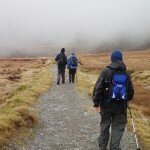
[93,50,134,150]
[67,52,78,83]
[55,48,67,85]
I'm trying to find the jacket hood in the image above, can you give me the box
[108,60,126,71]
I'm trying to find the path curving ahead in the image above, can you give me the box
[17,67,136,150]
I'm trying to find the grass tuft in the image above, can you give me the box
[0,59,53,148]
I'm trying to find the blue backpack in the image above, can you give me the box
[109,69,128,101]
[70,56,78,67]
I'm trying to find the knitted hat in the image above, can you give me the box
[111,50,123,62]
[61,48,65,53]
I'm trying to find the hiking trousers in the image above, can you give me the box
[99,110,127,150]
[69,69,76,83]
[57,69,65,84]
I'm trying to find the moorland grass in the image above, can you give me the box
[77,50,150,150]
[0,64,53,148]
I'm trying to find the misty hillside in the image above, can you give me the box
[0,0,150,56]
[92,40,150,53]
[2,39,150,57]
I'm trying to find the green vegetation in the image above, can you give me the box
[0,65,53,148]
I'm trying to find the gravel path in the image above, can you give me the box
[14,67,137,150]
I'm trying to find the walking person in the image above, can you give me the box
[93,50,134,150]
[67,52,78,83]
[55,48,67,85]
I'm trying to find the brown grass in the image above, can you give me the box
[0,57,51,104]
[77,49,150,150]
[0,57,53,148]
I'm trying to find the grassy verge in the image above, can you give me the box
[0,62,53,148]
[77,68,99,97]
[77,67,150,150]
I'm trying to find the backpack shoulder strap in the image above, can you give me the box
[106,66,116,77]
[104,66,115,88]
[105,66,127,88]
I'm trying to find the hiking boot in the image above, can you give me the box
[62,81,65,84]
[69,80,71,83]
[57,82,59,85]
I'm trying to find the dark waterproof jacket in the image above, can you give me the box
[55,52,67,71]
[93,61,134,113]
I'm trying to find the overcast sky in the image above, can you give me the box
[0,0,150,55]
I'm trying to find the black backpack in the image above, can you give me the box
[58,54,66,66]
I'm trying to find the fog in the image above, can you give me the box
[0,0,150,56]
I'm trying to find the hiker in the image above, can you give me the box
[67,52,78,83]
[93,50,134,150]
[55,48,67,85]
